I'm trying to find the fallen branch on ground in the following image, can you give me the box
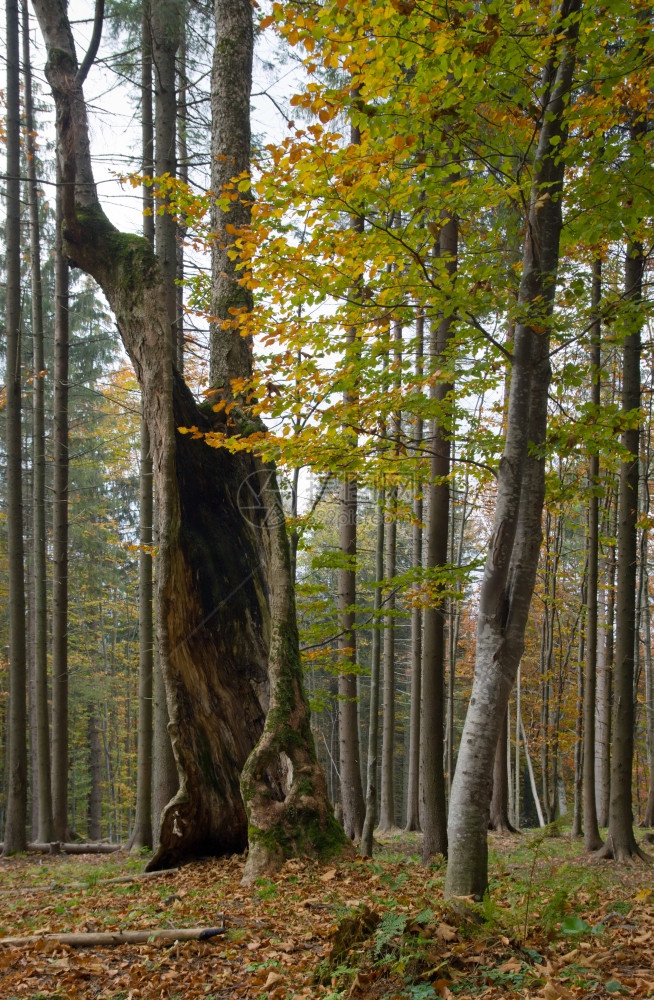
[0,925,226,947]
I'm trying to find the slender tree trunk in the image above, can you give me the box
[597,491,617,826]
[514,665,521,828]
[405,313,424,832]
[489,709,517,833]
[379,316,403,832]
[337,151,365,839]
[338,479,365,839]
[51,160,70,845]
[521,714,545,827]
[421,216,458,863]
[572,610,584,838]
[23,0,54,845]
[583,259,603,850]
[88,711,102,840]
[361,493,385,856]
[379,483,397,831]
[3,0,28,856]
[597,186,648,860]
[150,0,182,843]
[642,431,654,827]
[446,2,582,898]
[175,7,188,372]
[129,1,156,854]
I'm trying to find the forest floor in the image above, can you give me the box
[0,828,652,1000]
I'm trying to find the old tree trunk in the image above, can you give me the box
[33,0,344,877]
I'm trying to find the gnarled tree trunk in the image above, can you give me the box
[33,0,344,876]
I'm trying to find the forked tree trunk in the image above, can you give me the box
[445,0,582,899]
[33,0,344,877]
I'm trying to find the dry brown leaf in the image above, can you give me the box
[436,922,458,941]
[320,869,337,882]
[540,980,573,1000]
[498,956,522,973]
[264,970,284,987]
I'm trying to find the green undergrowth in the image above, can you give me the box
[316,826,653,999]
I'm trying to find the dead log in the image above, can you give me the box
[0,926,226,947]
[0,867,180,896]
[27,842,122,855]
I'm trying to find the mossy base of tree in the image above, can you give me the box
[244,809,350,882]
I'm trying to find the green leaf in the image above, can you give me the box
[605,981,627,994]
[560,916,591,935]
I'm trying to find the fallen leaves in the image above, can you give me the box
[0,838,653,1000]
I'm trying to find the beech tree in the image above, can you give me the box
[32,0,343,875]
[445,0,583,899]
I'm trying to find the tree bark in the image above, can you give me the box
[32,0,342,875]
[87,711,102,841]
[642,432,654,827]
[51,156,70,843]
[361,489,385,856]
[445,0,582,899]
[379,320,402,832]
[337,173,365,839]
[489,709,517,833]
[596,490,616,827]
[23,0,54,845]
[596,185,648,861]
[128,0,155,855]
[405,313,424,833]
[583,259,603,850]
[421,217,457,863]
[338,478,365,839]
[3,0,28,856]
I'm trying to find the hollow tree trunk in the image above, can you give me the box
[445,1,582,899]
[33,0,344,876]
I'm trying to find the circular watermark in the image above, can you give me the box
[237,469,286,530]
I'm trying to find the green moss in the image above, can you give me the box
[73,204,159,302]
[247,805,347,867]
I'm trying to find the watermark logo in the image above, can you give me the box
[237,469,286,529]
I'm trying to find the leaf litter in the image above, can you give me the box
[0,832,652,999]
